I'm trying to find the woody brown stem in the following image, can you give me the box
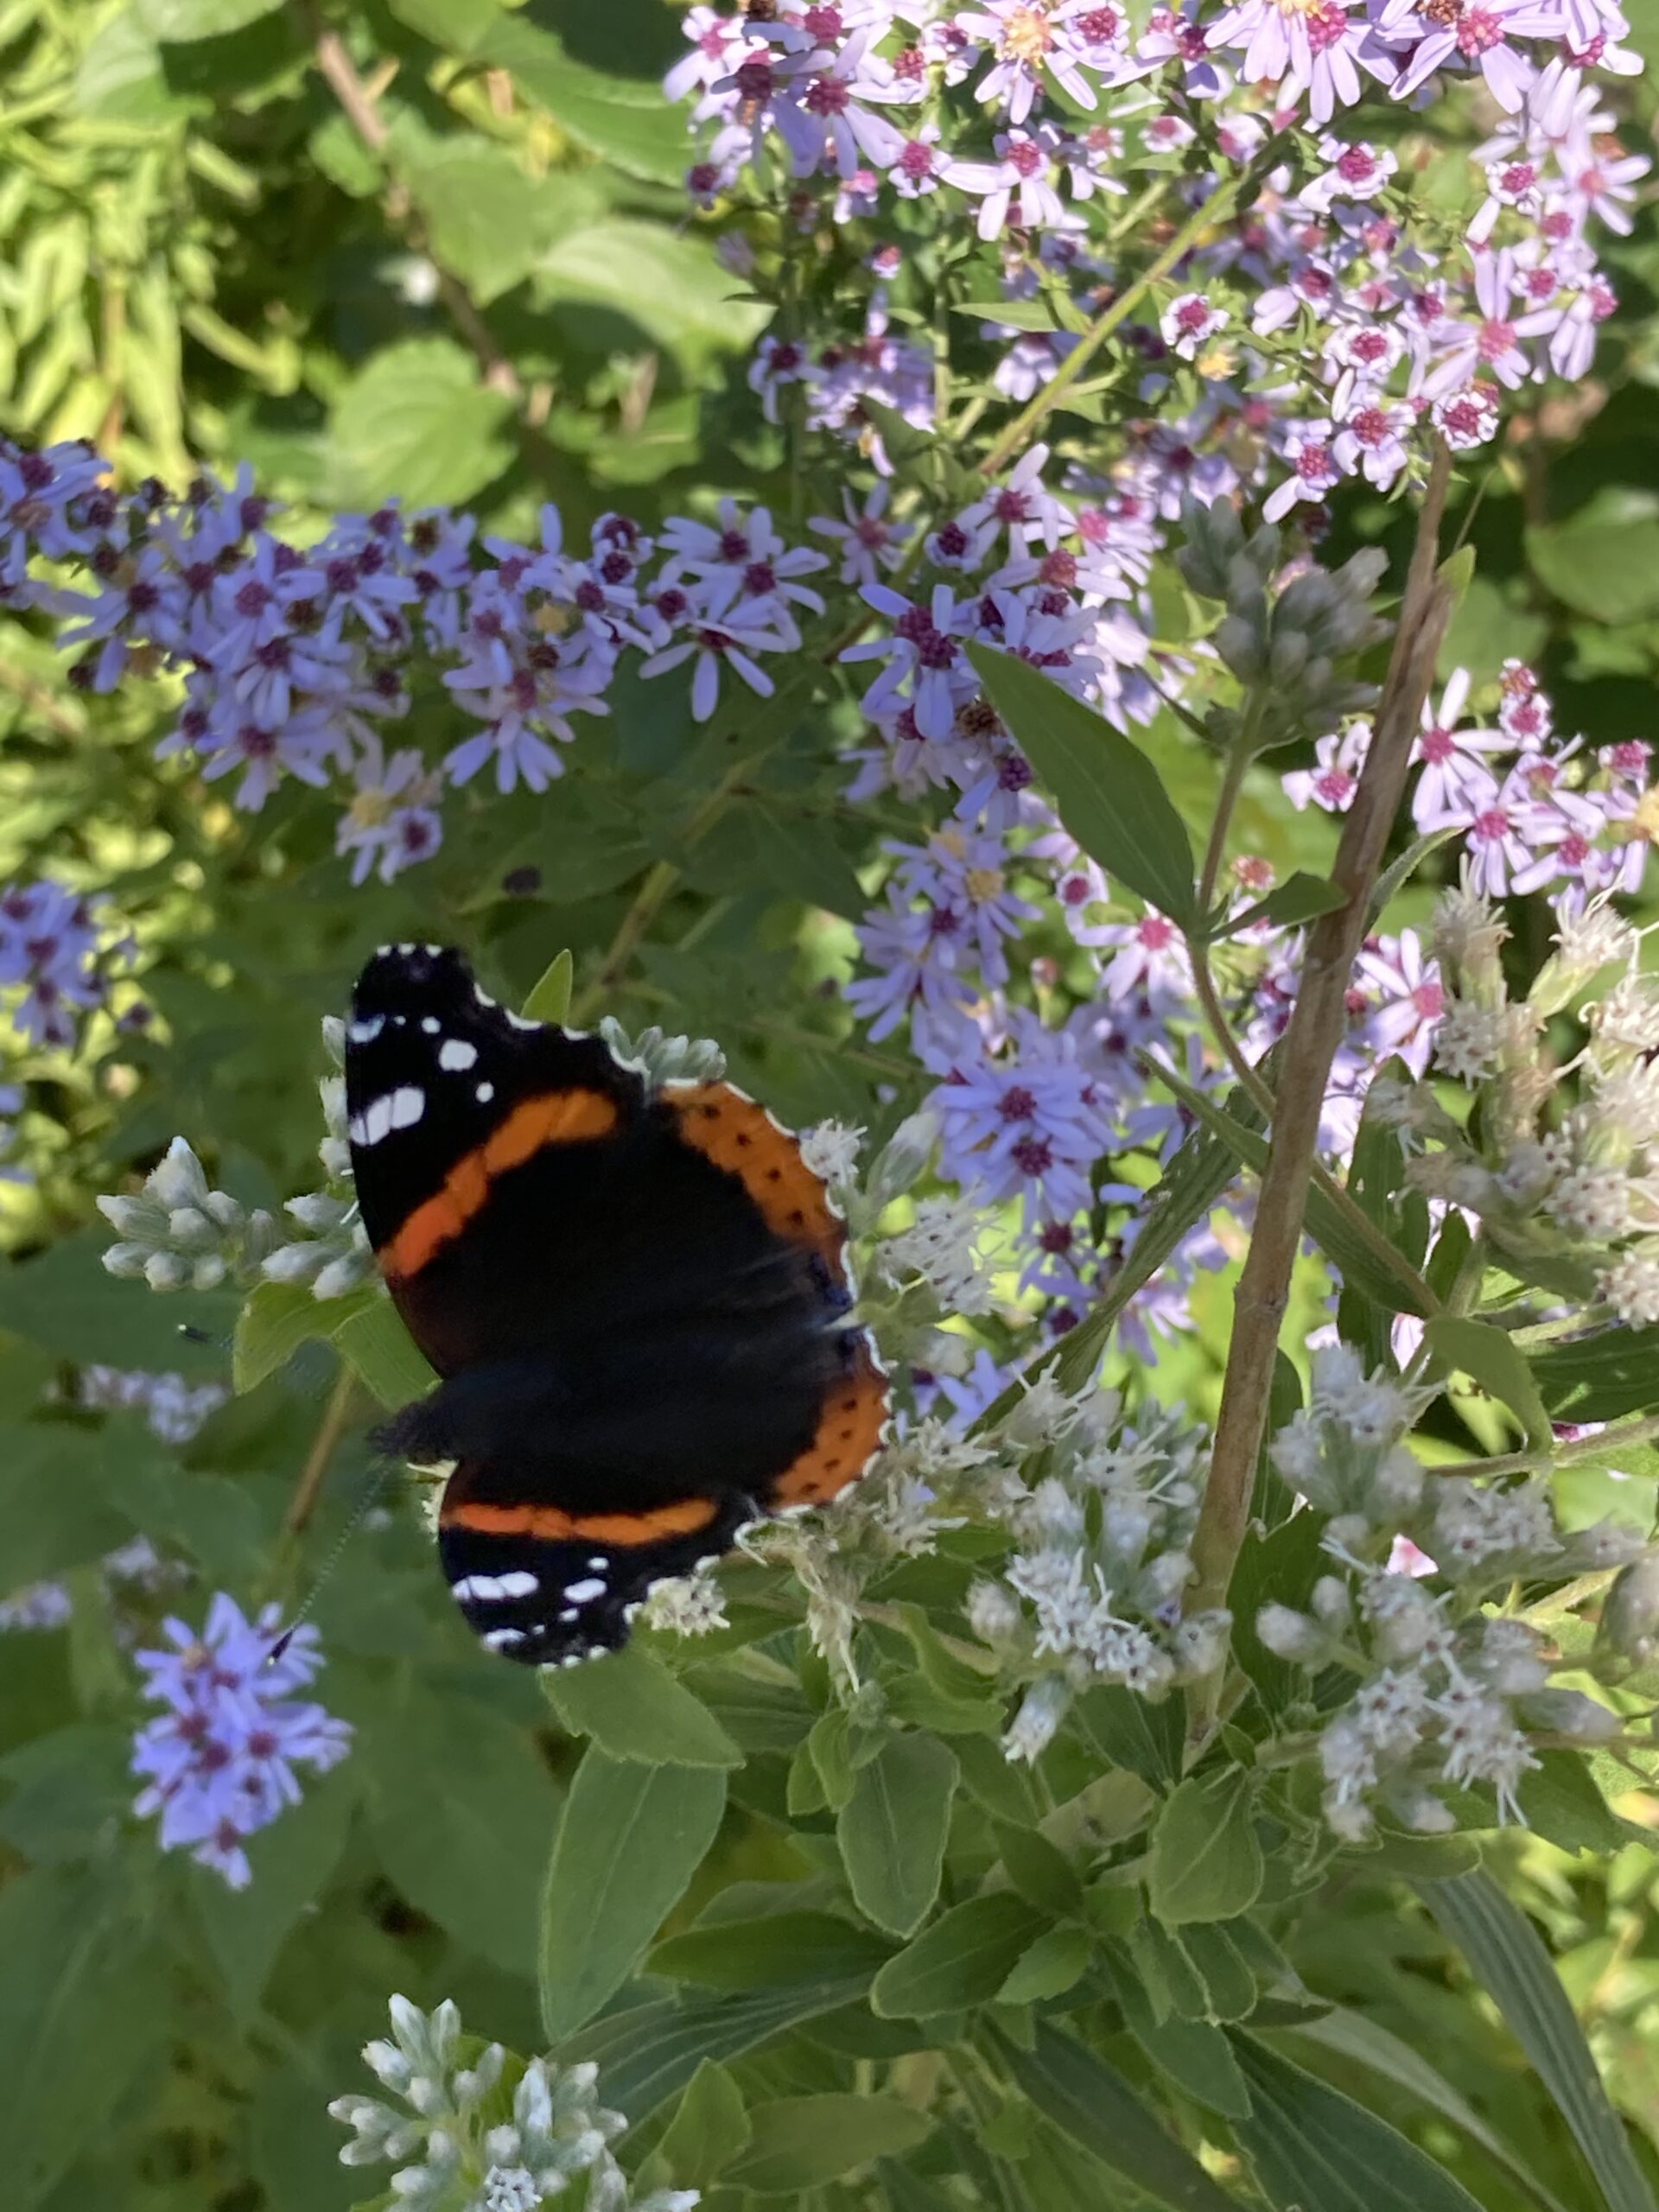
[1185,443,1457,1730]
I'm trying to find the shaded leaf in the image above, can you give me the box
[725,2094,933,2193]
[650,1910,894,1991]
[1229,2033,1484,2212]
[543,1646,742,1769]
[872,1894,1051,2018]
[1425,1317,1552,1448]
[837,1732,958,1938]
[657,2060,752,2190]
[1148,1770,1264,1926]
[1416,1870,1656,2212]
[539,1753,726,2039]
[966,642,1195,925]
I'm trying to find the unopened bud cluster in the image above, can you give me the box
[329,1995,696,2212]
[1176,496,1388,753]
[99,1019,376,1305]
[1379,882,1659,1325]
[1257,1344,1637,1840]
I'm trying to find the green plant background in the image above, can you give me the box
[3,2,1659,2208]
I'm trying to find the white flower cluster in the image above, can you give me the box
[1257,1344,1637,1840]
[0,1533,187,1635]
[78,1362,228,1444]
[1390,880,1659,1324]
[329,1996,696,2212]
[960,1383,1229,1764]
[99,1019,376,1306]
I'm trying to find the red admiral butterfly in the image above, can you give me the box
[345,944,888,1666]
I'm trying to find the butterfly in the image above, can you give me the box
[344,944,888,1665]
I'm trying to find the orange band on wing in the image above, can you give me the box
[378,1087,619,1280]
[665,1082,843,1268]
[767,1336,889,1510]
[442,1495,721,1546]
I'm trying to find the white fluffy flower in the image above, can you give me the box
[880,1192,997,1314]
[798,1119,865,1185]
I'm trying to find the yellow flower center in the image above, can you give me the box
[1002,6,1055,62]
[347,788,396,831]
[931,826,967,860]
[964,867,1006,901]
[1633,786,1659,846]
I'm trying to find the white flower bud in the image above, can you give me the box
[1312,1576,1353,1628]
[190,1254,227,1292]
[147,1136,209,1215]
[1002,1675,1069,1764]
[96,1193,155,1237]
[313,1254,371,1301]
[1256,1602,1325,1661]
[101,1242,151,1279]
[262,1243,325,1284]
[1370,1446,1424,1518]
[167,1205,216,1250]
[967,1578,1023,1644]
[143,1250,189,1293]
[1519,1688,1621,1742]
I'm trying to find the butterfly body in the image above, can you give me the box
[344,944,887,1664]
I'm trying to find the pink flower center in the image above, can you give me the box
[1007,137,1045,178]
[1338,145,1377,183]
[1296,441,1332,481]
[1001,1086,1038,1122]
[805,74,849,116]
[1175,299,1210,333]
[899,140,935,179]
[1351,405,1389,446]
[1476,317,1517,361]
[1456,7,1503,54]
[1419,725,1454,764]
[1414,981,1445,1017]
[1137,915,1174,950]
[1012,1135,1054,1176]
[1472,807,1509,842]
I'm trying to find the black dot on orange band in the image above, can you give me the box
[766,1167,781,1180]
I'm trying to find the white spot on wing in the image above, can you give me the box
[388,1085,424,1130]
[506,1011,537,1030]
[564,1577,607,1604]
[586,1556,608,1572]
[439,1038,478,1072]
[476,1082,494,1103]
[347,1014,385,1045]
[421,1016,440,1034]
[483,1627,526,1650]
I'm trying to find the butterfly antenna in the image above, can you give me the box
[264,1459,393,1665]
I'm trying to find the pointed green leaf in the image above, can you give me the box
[989,2022,1242,2211]
[539,1753,726,2041]
[1425,1316,1553,1448]
[233,1279,372,1394]
[1148,1770,1264,1926]
[1230,2033,1485,2211]
[543,1646,741,1769]
[836,1732,959,1937]
[649,1911,894,1991]
[1103,1945,1250,2116]
[871,1894,1051,2018]
[657,2061,752,2190]
[1416,1870,1657,2212]
[1211,870,1348,940]
[521,949,573,1026]
[995,1823,1084,1918]
[966,642,1196,925]
[331,1296,436,1409]
[1288,2007,1576,2212]
[998,1924,1091,2004]
[725,2095,934,2193]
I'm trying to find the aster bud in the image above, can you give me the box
[1256,1602,1325,1662]
[865,1109,938,1209]
[1594,1550,1659,1679]
[968,1578,1023,1644]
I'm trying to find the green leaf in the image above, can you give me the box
[534,219,772,368]
[1148,1770,1264,1927]
[191,1767,357,2015]
[744,802,868,919]
[989,2021,1243,2211]
[365,1688,561,1974]
[1425,1317,1552,1448]
[998,1924,1091,2003]
[966,642,1196,925]
[543,1646,742,1769]
[871,1893,1051,2018]
[1179,1921,1260,2021]
[393,126,602,307]
[137,0,280,35]
[725,2094,934,2193]
[1416,1869,1657,2212]
[1077,1683,1184,1789]
[1518,1750,1652,1856]
[1148,1058,1429,1316]
[0,1427,137,1591]
[1229,2033,1485,2211]
[0,1230,233,1372]
[331,1296,435,1411]
[521,949,574,1027]
[657,2060,752,2190]
[995,1822,1084,1918]
[479,18,693,185]
[558,1980,874,2122]
[1535,1322,1659,1422]
[1103,1945,1251,2116]
[1287,2007,1577,2212]
[539,1753,727,2040]
[1526,496,1659,626]
[650,1910,894,1991]
[837,1732,959,1938]
[331,338,515,510]
[234,1279,371,1394]
[0,1866,172,2210]
[1211,870,1347,939]
[387,0,504,55]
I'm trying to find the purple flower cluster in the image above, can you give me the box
[0,446,838,900]
[673,2,1643,516]
[132,1593,351,1888]
[0,876,108,1047]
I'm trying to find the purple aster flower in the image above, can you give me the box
[1386,0,1564,113]
[132,1593,351,1889]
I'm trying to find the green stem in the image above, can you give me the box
[977,149,1277,479]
